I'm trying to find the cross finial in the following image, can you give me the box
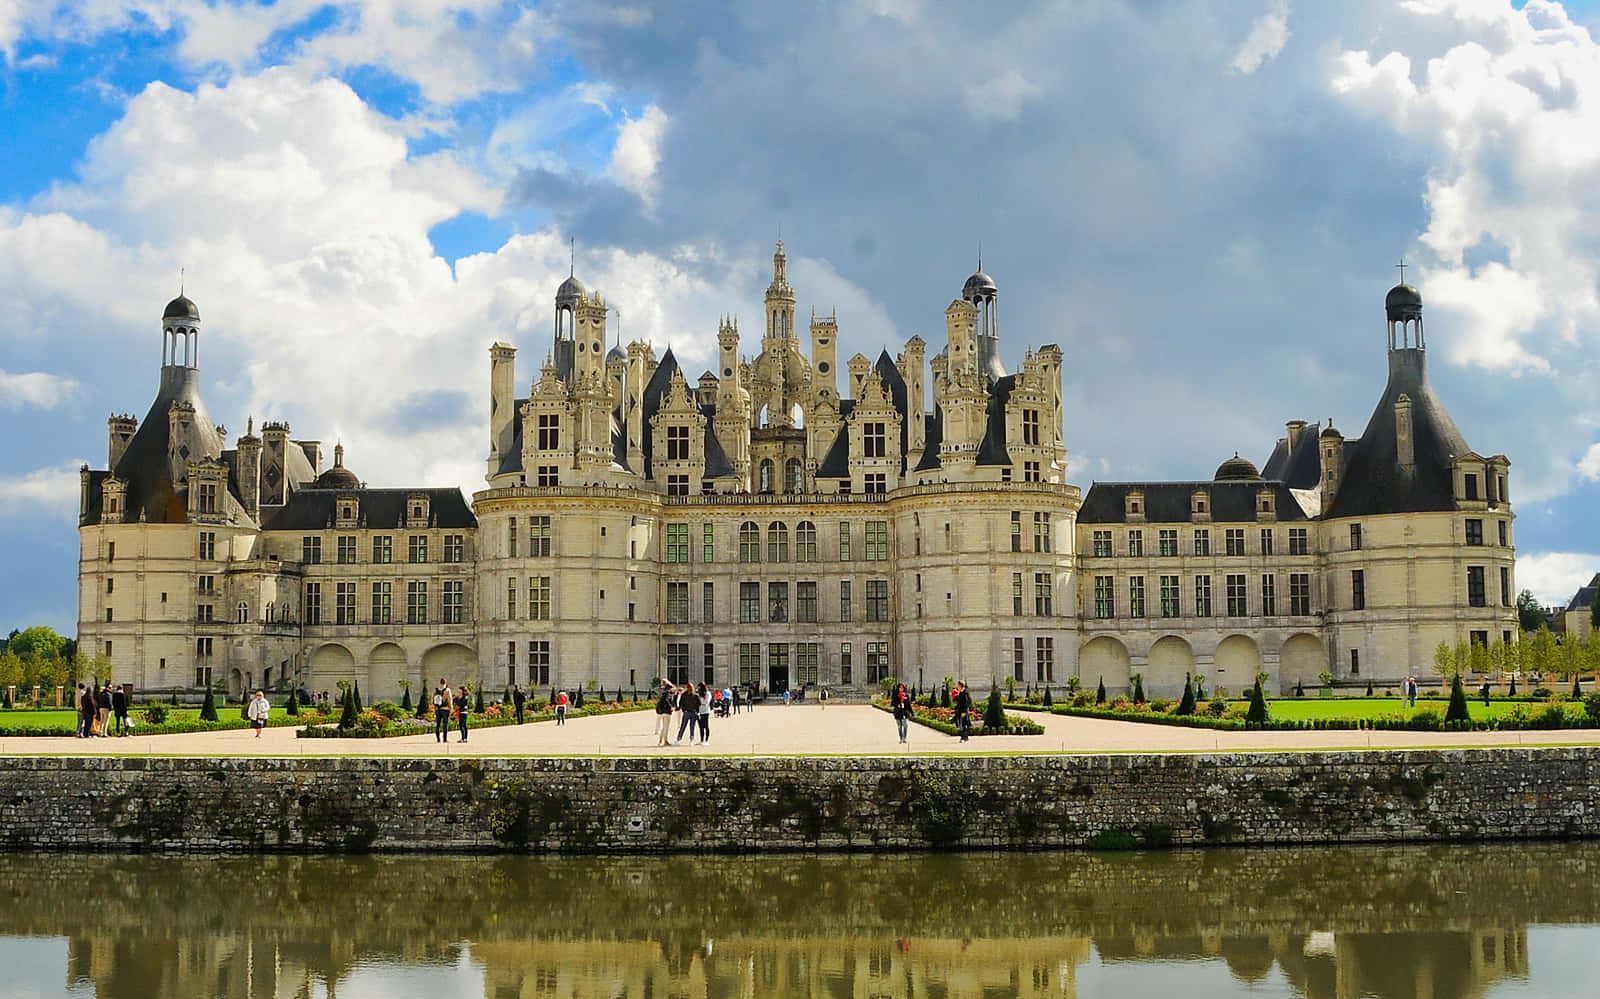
[1396,259,1408,284]
[179,266,185,295]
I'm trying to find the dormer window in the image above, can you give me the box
[1191,489,1210,518]
[1125,491,1144,520]
[666,424,690,461]
[1464,473,1479,500]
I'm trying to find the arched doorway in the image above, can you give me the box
[1146,636,1195,697]
[422,643,477,692]
[1214,634,1263,694]
[369,643,408,703]
[308,644,357,698]
[1280,634,1324,693]
[1079,637,1131,695]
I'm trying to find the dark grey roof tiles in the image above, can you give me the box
[1079,481,1309,524]
[262,488,477,531]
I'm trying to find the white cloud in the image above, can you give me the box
[1579,442,1600,480]
[1515,550,1600,607]
[963,70,1041,122]
[0,461,84,517]
[0,369,80,408]
[610,104,669,209]
[1232,2,1290,74]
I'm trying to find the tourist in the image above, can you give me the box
[819,686,828,711]
[111,684,129,736]
[246,690,270,738]
[891,682,912,744]
[1480,676,1491,706]
[731,686,741,715]
[512,684,526,725]
[555,689,569,726]
[456,686,471,742]
[433,678,452,743]
[953,681,973,742]
[75,684,91,738]
[782,688,792,707]
[655,683,673,746]
[1409,675,1419,707]
[697,682,712,744]
[96,683,112,737]
[676,684,702,745]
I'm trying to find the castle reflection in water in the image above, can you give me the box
[10,845,1573,999]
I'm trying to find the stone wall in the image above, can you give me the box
[3,748,1596,854]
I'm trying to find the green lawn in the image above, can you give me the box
[1239,697,1582,722]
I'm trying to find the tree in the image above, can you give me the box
[1517,589,1547,633]
[351,680,363,713]
[1593,591,1600,633]
[1096,677,1106,704]
[1445,674,1470,723]
[285,687,299,716]
[1528,625,1558,678]
[1245,679,1269,725]
[475,685,486,713]
[5,626,68,664]
[199,686,218,722]
[339,685,357,729]
[1131,673,1146,704]
[1192,673,1207,700]
[984,684,1005,728]
[398,684,412,713]
[1176,674,1195,715]
[1432,640,1456,680]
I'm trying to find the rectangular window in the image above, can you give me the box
[107,541,115,561]
[1160,575,1180,618]
[840,580,853,621]
[1033,513,1051,553]
[1193,529,1210,557]
[197,481,217,513]
[863,421,886,458]
[1159,529,1178,557]
[1350,524,1363,550]
[1259,529,1274,556]
[1467,566,1486,607]
[408,535,428,563]
[797,581,818,623]
[839,642,853,685]
[1022,408,1040,446]
[1288,527,1308,555]
[1225,529,1245,556]
[537,465,559,487]
[865,521,889,561]
[768,526,789,563]
[1464,473,1479,500]
[1012,572,1024,616]
[796,643,819,687]
[506,576,519,619]
[443,581,463,624]
[795,521,818,562]
[1261,574,1277,616]
[407,581,428,624]
[302,536,320,564]
[373,535,392,563]
[1034,572,1053,616]
[444,534,464,563]
[1023,460,1041,482]
[196,604,215,623]
[1351,649,1360,675]
[705,643,715,685]
[666,643,690,686]
[768,582,789,622]
[1010,511,1022,552]
[194,665,212,688]
[1498,520,1508,547]
[1500,566,1511,607]
[529,576,552,620]
[1093,530,1112,558]
[1226,574,1247,616]
[665,523,690,563]
[528,516,552,556]
[1127,529,1144,557]
[1035,637,1054,683]
[1194,574,1212,616]
[304,582,321,625]
[866,579,889,622]
[1129,576,1146,618]
[536,413,561,451]
[1012,637,1025,681]
[864,472,887,494]
[740,582,760,623]
[197,574,215,595]
[740,524,761,563]
[866,642,890,683]
[667,474,689,496]
[1094,575,1114,618]
[529,640,550,685]
[703,522,715,563]
[332,582,355,621]
[1351,569,1366,611]
[508,517,518,557]
[1465,518,1483,546]
[667,581,689,623]
[1290,573,1311,615]
[372,581,392,624]
[768,642,789,684]
[839,523,852,561]
[738,643,761,686]
[666,423,689,460]
[337,535,356,564]
[703,581,715,622]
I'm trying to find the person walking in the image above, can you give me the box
[555,689,569,726]
[111,684,129,736]
[676,684,702,745]
[819,686,828,711]
[891,682,912,745]
[696,682,712,744]
[512,684,526,725]
[433,678,452,743]
[75,684,91,738]
[953,681,973,742]
[456,685,471,742]
[246,690,270,738]
[96,683,113,737]
[655,682,673,746]
[1480,676,1491,707]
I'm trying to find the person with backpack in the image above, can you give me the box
[675,684,702,746]
[432,678,452,743]
[555,689,569,726]
[654,683,673,746]
[512,684,527,725]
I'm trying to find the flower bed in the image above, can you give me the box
[873,700,1043,736]
[296,699,653,738]
[1043,698,1598,732]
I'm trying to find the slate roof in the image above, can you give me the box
[1260,422,1322,489]
[1564,573,1600,614]
[915,410,943,472]
[872,350,910,473]
[1078,481,1310,524]
[976,374,1016,466]
[816,424,851,479]
[497,397,529,476]
[262,488,477,531]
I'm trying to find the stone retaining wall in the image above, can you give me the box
[2,748,1595,853]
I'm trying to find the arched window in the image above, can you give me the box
[236,602,249,624]
[785,458,804,493]
[768,521,789,563]
[759,458,775,493]
[739,521,761,563]
[795,521,818,562]
[266,601,275,622]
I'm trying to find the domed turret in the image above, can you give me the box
[1385,282,1422,320]
[163,294,200,321]
[1214,452,1261,481]
[961,270,998,303]
[555,274,587,309]
[313,443,360,489]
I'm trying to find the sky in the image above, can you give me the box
[5,0,1600,635]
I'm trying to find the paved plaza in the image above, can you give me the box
[4,704,1600,757]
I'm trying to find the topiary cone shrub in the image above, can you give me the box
[1245,680,1269,726]
[399,685,412,713]
[474,685,486,713]
[199,686,218,722]
[1043,686,1053,707]
[285,687,299,716]
[1366,680,1374,697]
[1132,674,1146,704]
[352,681,363,713]
[984,684,1005,728]
[1176,674,1195,715]
[1096,677,1106,704]
[339,686,358,729]
[1574,674,1584,699]
[1446,674,1471,724]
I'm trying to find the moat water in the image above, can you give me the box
[1,843,1597,998]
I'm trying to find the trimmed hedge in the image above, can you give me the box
[872,701,1043,736]
[1042,701,1592,732]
